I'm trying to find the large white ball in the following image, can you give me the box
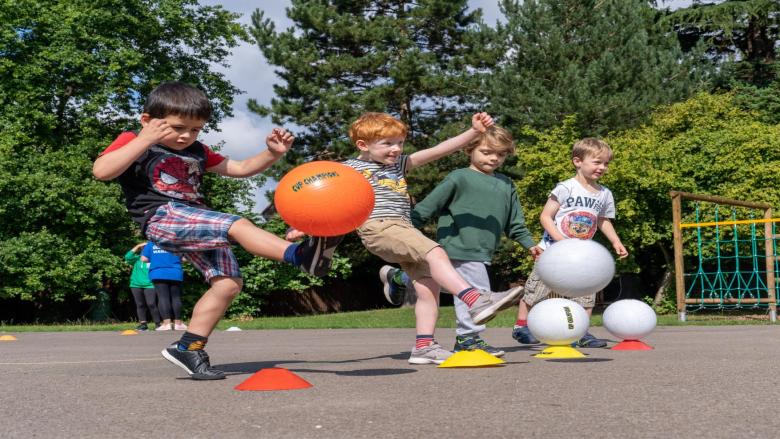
[527,298,589,346]
[602,299,657,341]
[535,239,615,297]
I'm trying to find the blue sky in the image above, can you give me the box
[198,1,694,210]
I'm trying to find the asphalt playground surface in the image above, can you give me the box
[1,325,779,438]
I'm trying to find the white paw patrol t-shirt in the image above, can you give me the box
[540,178,615,249]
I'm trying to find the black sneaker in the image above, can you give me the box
[379,265,405,305]
[454,335,505,357]
[296,235,344,277]
[573,332,607,348]
[136,323,149,332]
[161,342,225,380]
[512,325,540,344]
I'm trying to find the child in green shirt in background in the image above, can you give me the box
[381,126,540,355]
[124,242,161,331]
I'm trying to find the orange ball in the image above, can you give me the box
[274,161,375,236]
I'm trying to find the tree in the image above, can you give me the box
[510,92,780,304]
[663,0,780,86]
[0,0,247,318]
[249,0,492,176]
[490,0,706,136]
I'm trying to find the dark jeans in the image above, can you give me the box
[130,287,160,324]
[154,280,183,321]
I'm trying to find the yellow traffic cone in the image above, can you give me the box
[533,345,586,359]
[438,349,505,368]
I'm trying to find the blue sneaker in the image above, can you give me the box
[512,325,540,344]
[454,335,505,357]
[296,235,344,277]
[379,265,405,305]
[574,332,607,348]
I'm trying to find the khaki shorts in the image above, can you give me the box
[356,218,439,280]
[522,268,596,308]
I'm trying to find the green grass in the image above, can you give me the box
[1,306,776,332]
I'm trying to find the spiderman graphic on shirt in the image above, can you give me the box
[150,154,203,202]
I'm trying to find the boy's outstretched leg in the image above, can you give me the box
[407,277,452,365]
[425,247,523,325]
[161,276,241,380]
[227,218,342,277]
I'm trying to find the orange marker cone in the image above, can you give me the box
[234,368,312,391]
[611,340,654,350]
[120,330,138,336]
[0,335,17,341]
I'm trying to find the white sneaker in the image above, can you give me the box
[155,324,172,331]
[408,343,453,365]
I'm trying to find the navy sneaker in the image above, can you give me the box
[136,323,149,332]
[454,335,505,357]
[574,332,607,348]
[297,235,344,277]
[379,265,405,305]
[512,325,540,344]
[161,343,225,380]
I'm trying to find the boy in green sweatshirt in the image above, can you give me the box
[381,126,540,356]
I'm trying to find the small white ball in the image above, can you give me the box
[535,239,615,297]
[602,299,657,341]
[527,298,590,346]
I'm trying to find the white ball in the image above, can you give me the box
[535,239,615,297]
[602,299,657,341]
[527,298,589,346]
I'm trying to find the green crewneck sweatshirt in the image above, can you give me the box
[411,168,535,262]
[124,250,154,289]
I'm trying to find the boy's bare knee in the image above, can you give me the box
[210,276,243,299]
[227,218,255,239]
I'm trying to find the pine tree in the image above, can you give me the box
[663,0,780,86]
[490,0,706,136]
[249,0,492,176]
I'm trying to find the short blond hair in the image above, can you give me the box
[464,125,516,155]
[572,138,612,160]
[348,112,408,144]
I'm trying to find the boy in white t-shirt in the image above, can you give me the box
[513,138,628,348]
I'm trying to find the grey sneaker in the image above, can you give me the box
[468,286,524,325]
[454,335,506,357]
[408,343,453,365]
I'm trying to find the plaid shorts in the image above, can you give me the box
[145,202,242,282]
[522,267,596,308]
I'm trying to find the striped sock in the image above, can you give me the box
[415,335,434,349]
[177,331,208,351]
[515,319,528,327]
[457,288,480,307]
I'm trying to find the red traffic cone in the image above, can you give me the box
[234,368,312,391]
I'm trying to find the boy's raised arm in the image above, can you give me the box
[208,128,294,178]
[93,119,175,181]
[407,112,494,171]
